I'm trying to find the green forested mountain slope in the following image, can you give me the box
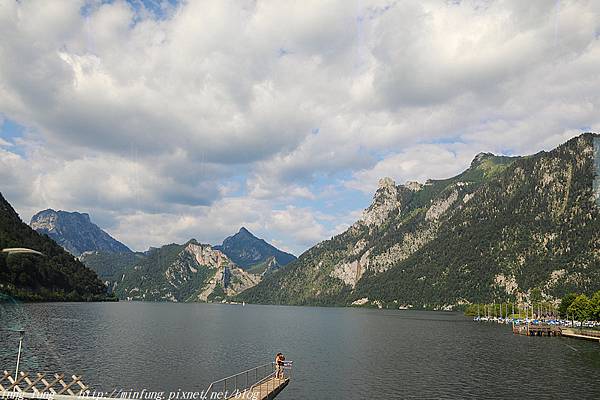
[78,226,291,296]
[79,250,144,282]
[239,133,600,308]
[0,193,111,301]
[112,240,260,302]
[78,228,292,302]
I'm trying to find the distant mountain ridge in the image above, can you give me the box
[28,206,297,302]
[66,225,295,302]
[30,209,131,256]
[214,227,296,269]
[0,193,111,301]
[109,239,260,302]
[79,227,295,302]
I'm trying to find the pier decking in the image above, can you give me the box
[204,362,292,400]
[561,328,600,342]
[512,323,600,342]
[227,377,289,400]
[512,324,562,337]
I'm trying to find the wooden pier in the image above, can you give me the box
[512,324,562,337]
[228,376,289,400]
[204,361,292,400]
[561,328,600,342]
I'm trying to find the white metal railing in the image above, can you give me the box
[248,362,292,400]
[203,361,292,400]
[203,362,274,399]
[0,362,293,400]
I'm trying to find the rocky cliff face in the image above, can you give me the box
[214,227,296,269]
[31,209,131,256]
[113,240,260,302]
[239,133,600,308]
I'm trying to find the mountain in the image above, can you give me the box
[111,240,260,302]
[81,227,293,301]
[0,193,112,301]
[214,227,296,269]
[239,133,600,308]
[246,256,284,276]
[30,209,131,256]
[79,250,143,283]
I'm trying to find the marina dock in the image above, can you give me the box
[561,328,600,342]
[472,308,600,342]
[504,320,600,342]
[512,324,562,337]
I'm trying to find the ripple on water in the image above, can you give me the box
[1,303,599,399]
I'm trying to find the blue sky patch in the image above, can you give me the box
[0,118,27,157]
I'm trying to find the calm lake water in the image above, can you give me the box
[1,302,599,399]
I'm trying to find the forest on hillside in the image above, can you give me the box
[0,193,112,302]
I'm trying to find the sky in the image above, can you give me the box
[1,0,599,255]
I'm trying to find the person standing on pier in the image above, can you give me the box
[275,353,285,379]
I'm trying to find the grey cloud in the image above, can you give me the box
[371,1,599,108]
[1,0,600,253]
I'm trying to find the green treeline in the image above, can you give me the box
[463,291,600,322]
[559,291,600,322]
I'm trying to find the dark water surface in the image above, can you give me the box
[1,302,599,399]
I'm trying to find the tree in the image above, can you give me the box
[530,288,542,303]
[0,253,6,275]
[567,294,593,328]
[559,293,577,318]
[590,290,600,322]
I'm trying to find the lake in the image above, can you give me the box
[1,302,599,399]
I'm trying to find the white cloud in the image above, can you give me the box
[345,143,479,193]
[268,206,332,248]
[1,0,600,253]
[106,198,341,255]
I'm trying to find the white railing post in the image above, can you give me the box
[15,330,25,379]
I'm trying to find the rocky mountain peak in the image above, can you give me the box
[237,226,253,237]
[471,152,496,167]
[375,177,398,198]
[214,227,296,269]
[30,208,57,229]
[31,209,131,256]
[360,177,401,226]
[378,177,396,189]
[404,181,423,191]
